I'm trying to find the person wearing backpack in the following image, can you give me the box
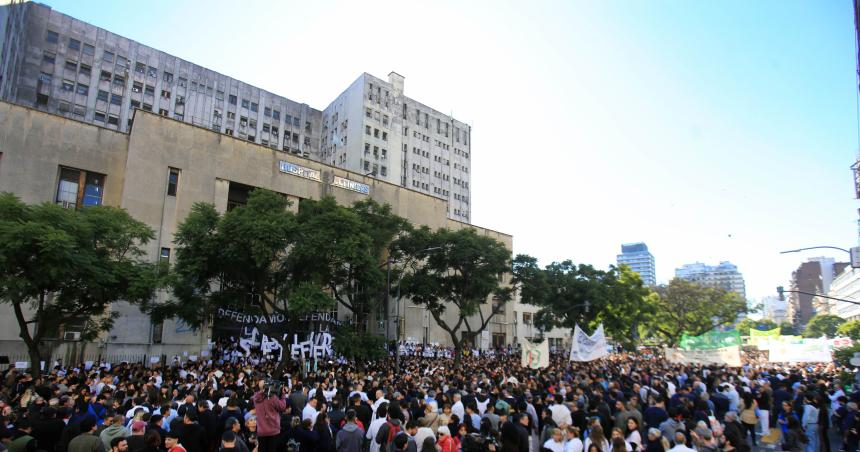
[375,410,404,452]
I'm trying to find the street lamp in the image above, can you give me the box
[780,245,860,268]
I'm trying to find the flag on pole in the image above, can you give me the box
[569,324,609,362]
[520,339,550,369]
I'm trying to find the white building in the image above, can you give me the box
[762,296,789,324]
[616,242,656,286]
[320,73,472,222]
[830,267,860,320]
[675,261,746,299]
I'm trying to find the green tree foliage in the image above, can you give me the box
[735,318,778,335]
[779,322,799,336]
[833,342,860,368]
[289,197,409,327]
[510,257,652,348]
[395,227,511,359]
[0,193,159,375]
[160,189,314,329]
[802,314,846,338]
[837,320,860,340]
[647,278,748,346]
[165,192,409,358]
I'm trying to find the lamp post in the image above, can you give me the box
[780,245,860,269]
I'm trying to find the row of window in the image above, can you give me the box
[365,108,390,128]
[45,30,308,132]
[453,178,470,189]
[453,193,470,204]
[361,160,388,176]
[454,148,470,159]
[432,187,450,196]
[364,143,388,160]
[453,163,469,173]
[364,125,388,141]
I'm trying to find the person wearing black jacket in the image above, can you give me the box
[351,396,372,431]
[31,407,65,452]
[196,402,217,452]
[147,415,168,450]
[178,412,207,452]
[500,414,529,452]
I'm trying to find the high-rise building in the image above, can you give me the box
[616,242,656,286]
[786,257,849,326]
[762,296,789,325]
[674,261,746,298]
[0,1,472,222]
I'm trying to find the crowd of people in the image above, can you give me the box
[0,346,854,452]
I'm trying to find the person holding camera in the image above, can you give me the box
[252,379,287,452]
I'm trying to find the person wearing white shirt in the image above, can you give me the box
[625,418,642,451]
[451,394,465,424]
[414,426,435,451]
[549,401,572,427]
[366,405,389,452]
[830,383,846,412]
[302,398,320,428]
[667,432,695,452]
[371,390,390,422]
[543,428,566,452]
[563,427,583,452]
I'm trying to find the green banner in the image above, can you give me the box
[680,330,741,350]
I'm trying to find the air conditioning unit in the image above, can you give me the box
[63,331,81,341]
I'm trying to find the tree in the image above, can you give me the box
[779,322,799,336]
[288,197,409,329]
[511,257,653,348]
[0,193,159,375]
[160,190,333,334]
[395,227,511,360]
[803,314,845,338]
[735,318,778,335]
[646,278,748,346]
[837,320,860,340]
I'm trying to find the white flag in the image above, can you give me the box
[569,324,609,362]
[521,339,550,369]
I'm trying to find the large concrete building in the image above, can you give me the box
[674,261,746,298]
[830,267,860,320]
[0,101,505,363]
[616,242,656,286]
[0,1,471,222]
[787,258,849,327]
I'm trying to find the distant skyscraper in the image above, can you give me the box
[617,243,656,286]
[675,261,746,299]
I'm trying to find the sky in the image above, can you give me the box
[41,0,860,303]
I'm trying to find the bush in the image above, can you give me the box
[333,328,388,360]
[833,343,860,368]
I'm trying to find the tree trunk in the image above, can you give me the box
[11,299,42,377]
[27,344,41,378]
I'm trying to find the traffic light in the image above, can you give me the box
[777,286,784,301]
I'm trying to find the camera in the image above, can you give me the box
[264,378,286,398]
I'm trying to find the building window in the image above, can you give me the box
[130,100,140,110]
[46,30,59,43]
[110,94,122,106]
[161,90,171,99]
[68,38,80,51]
[158,108,168,116]
[180,78,189,88]
[61,80,74,92]
[241,99,250,109]
[113,75,125,87]
[147,66,157,78]
[73,104,86,117]
[142,103,152,112]
[79,64,91,77]
[103,50,114,63]
[83,43,95,56]
[135,62,146,74]
[163,72,173,83]
[272,110,280,121]
[56,167,105,209]
[94,111,106,122]
[250,102,258,112]
[96,90,109,102]
[380,166,387,176]
[151,320,163,344]
[144,85,155,96]
[264,107,271,117]
[163,168,180,196]
[229,94,237,105]
[132,81,143,93]
[64,60,77,72]
[58,101,71,113]
[107,115,119,126]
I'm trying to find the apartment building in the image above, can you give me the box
[0,1,473,222]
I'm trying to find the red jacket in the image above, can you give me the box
[252,391,287,437]
[438,435,456,452]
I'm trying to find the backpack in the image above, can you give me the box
[461,433,485,452]
[385,421,402,445]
